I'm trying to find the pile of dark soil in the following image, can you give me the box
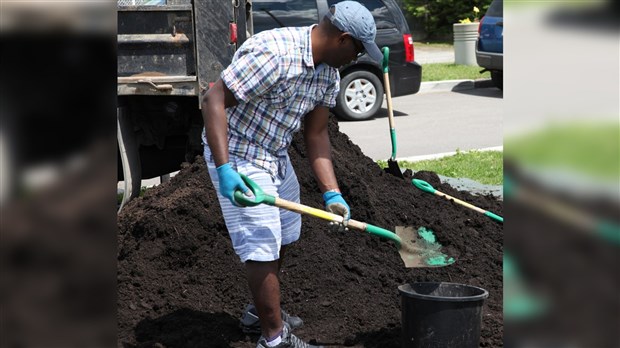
[118,116,503,347]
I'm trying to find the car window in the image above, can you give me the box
[253,0,319,33]
[485,0,503,17]
[327,0,396,30]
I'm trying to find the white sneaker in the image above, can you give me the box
[240,304,304,334]
[255,322,322,348]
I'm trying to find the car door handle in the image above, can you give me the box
[495,21,503,27]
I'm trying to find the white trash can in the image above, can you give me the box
[453,23,479,66]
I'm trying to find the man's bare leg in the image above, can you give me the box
[246,260,282,339]
[278,245,287,273]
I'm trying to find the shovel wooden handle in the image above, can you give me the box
[382,47,398,160]
[432,191,486,213]
[234,174,401,245]
[433,189,504,222]
[412,179,504,222]
[272,197,366,231]
[273,196,403,245]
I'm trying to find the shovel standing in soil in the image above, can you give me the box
[234,174,454,268]
[381,47,404,179]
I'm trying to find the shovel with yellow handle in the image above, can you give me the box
[234,174,454,268]
[412,179,504,223]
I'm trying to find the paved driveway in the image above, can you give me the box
[338,86,503,161]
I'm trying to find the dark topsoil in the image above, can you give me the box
[118,116,504,348]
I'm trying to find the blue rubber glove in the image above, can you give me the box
[323,190,350,232]
[216,163,250,206]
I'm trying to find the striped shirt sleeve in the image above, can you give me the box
[319,71,340,108]
[221,43,282,102]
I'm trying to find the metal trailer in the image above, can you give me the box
[117,0,252,211]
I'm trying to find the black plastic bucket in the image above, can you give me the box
[398,282,489,348]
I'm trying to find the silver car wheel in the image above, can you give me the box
[343,77,377,114]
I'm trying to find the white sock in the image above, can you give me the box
[265,330,283,347]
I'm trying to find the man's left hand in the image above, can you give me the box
[323,190,350,232]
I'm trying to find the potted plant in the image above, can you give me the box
[453,6,480,65]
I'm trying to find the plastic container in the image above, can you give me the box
[398,282,489,348]
[453,23,479,66]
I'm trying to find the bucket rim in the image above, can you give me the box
[398,282,489,302]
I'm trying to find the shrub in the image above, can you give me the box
[402,0,492,39]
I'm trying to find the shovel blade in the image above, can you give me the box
[395,226,455,268]
[386,159,404,179]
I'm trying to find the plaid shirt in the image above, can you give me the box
[220,25,340,179]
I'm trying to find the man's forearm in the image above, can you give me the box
[305,132,339,193]
[304,107,340,193]
[203,106,230,166]
[201,81,231,167]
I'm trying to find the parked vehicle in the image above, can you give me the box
[252,0,422,121]
[116,0,251,209]
[476,0,503,90]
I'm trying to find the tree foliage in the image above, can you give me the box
[402,0,493,39]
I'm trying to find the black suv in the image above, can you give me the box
[252,0,421,121]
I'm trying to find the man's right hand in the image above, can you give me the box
[216,163,250,206]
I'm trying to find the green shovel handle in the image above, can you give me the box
[381,47,389,73]
[390,128,398,160]
[484,211,504,223]
[233,173,275,207]
[412,179,436,194]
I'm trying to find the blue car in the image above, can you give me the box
[476,0,503,89]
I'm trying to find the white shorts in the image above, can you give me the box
[204,146,302,263]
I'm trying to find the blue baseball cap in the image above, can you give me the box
[326,1,382,62]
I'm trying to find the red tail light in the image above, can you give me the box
[229,22,238,44]
[478,16,484,33]
[403,34,414,63]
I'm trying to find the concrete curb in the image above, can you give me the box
[419,78,494,94]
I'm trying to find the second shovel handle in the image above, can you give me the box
[433,191,487,214]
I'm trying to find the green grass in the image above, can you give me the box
[422,63,490,82]
[378,150,503,185]
[413,42,490,81]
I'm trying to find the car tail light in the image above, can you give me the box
[478,16,484,33]
[403,34,414,63]
[229,22,238,44]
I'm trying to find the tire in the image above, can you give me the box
[491,71,503,90]
[333,70,384,121]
